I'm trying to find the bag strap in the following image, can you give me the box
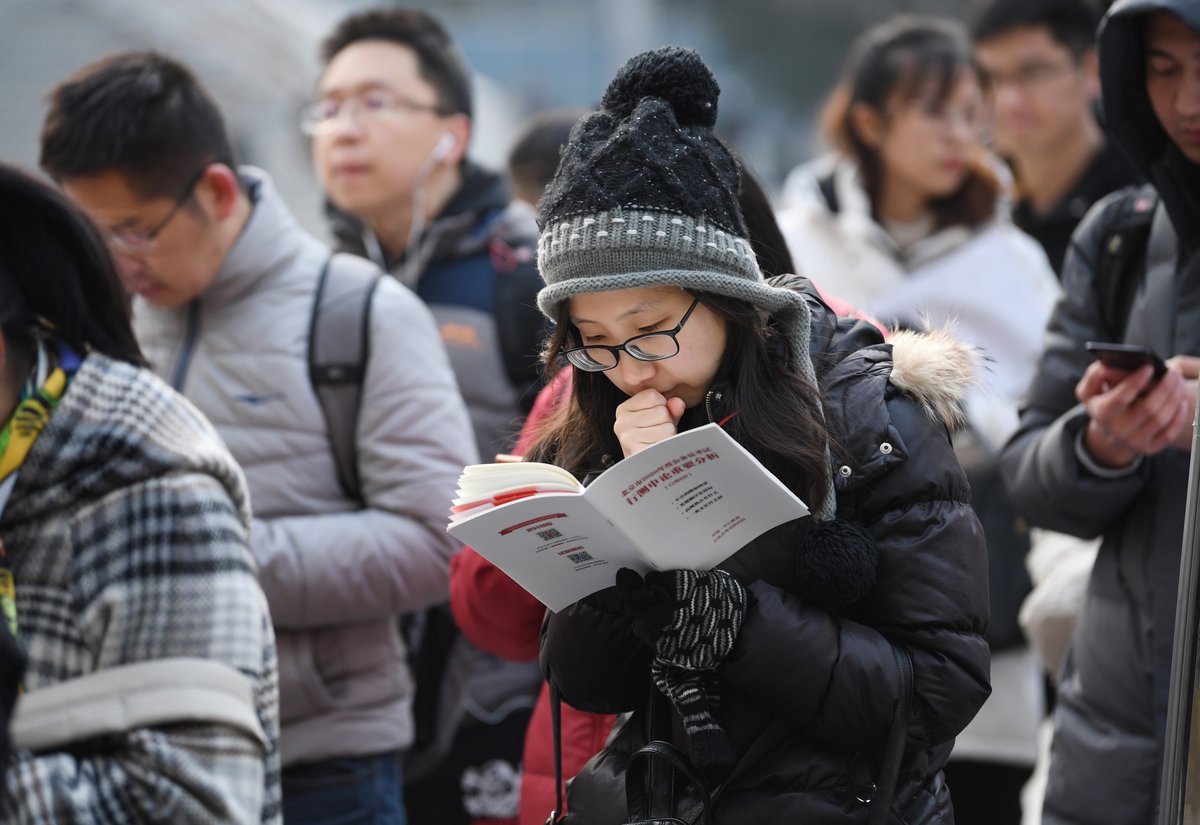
[868,643,914,825]
[547,677,566,825]
[307,253,383,503]
[626,739,714,825]
[1096,185,1158,340]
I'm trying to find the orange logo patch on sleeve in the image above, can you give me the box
[441,323,483,349]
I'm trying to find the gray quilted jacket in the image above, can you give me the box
[133,168,478,766]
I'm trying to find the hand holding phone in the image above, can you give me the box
[1084,341,1168,379]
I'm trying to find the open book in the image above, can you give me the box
[447,423,809,611]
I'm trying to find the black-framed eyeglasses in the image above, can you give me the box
[107,167,207,255]
[560,296,701,373]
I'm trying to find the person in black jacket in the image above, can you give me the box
[999,2,1200,823]
[518,46,990,824]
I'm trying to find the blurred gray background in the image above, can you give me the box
[0,0,983,239]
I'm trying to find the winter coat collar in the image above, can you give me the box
[326,161,525,273]
[789,157,979,271]
[204,167,314,311]
[772,273,979,429]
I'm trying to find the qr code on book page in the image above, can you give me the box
[566,551,594,564]
[537,528,563,541]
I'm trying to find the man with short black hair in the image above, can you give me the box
[1000,1,1200,821]
[973,0,1138,275]
[309,9,546,824]
[42,50,477,825]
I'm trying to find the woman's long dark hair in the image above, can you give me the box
[0,163,146,367]
[820,15,999,229]
[523,292,832,515]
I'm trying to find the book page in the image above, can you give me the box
[586,423,809,571]
[447,493,649,612]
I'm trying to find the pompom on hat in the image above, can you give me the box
[536,46,810,324]
[535,46,836,520]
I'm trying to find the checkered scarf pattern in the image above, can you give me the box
[0,353,281,824]
[651,568,747,767]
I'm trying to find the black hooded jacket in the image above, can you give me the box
[1000,2,1200,823]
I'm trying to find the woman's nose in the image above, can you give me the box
[615,352,657,386]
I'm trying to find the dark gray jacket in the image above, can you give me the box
[999,1,1200,822]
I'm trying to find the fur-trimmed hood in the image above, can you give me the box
[771,272,980,431]
[887,327,981,430]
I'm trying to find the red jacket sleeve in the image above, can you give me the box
[449,546,544,662]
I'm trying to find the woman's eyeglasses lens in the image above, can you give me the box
[560,296,698,373]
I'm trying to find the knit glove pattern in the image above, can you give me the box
[650,568,748,767]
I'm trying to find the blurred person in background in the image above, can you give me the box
[0,162,279,824]
[971,4,1140,819]
[777,15,1059,825]
[309,9,546,824]
[1000,2,1200,822]
[506,108,587,209]
[972,0,1139,276]
[40,51,476,825]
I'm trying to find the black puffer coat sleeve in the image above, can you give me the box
[541,585,652,714]
[724,347,990,752]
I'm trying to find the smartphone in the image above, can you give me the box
[1084,341,1168,378]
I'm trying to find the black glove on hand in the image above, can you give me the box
[615,567,676,647]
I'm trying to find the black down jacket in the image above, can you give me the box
[542,280,991,824]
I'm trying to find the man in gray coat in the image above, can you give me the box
[1000,1,1200,822]
[41,51,477,824]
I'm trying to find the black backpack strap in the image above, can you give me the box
[308,253,383,503]
[1096,184,1158,340]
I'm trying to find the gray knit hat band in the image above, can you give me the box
[537,209,758,314]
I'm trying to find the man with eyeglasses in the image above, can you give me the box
[40,50,478,825]
[307,9,547,825]
[973,0,1139,277]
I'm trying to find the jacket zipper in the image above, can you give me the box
[170,301,201,392]
[704,388,724,423]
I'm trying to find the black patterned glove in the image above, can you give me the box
[650,568,749,767]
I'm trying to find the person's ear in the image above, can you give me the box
[195,163,243,221]
[437,114,471,165]
[1081,48,1100,100]
[849,102,885,150]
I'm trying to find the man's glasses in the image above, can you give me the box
[107,167,207,255]
[560,296,701,373]
[300,89,449,136]
[981,61,1077,94]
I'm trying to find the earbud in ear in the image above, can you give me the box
[431,133,455,162]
